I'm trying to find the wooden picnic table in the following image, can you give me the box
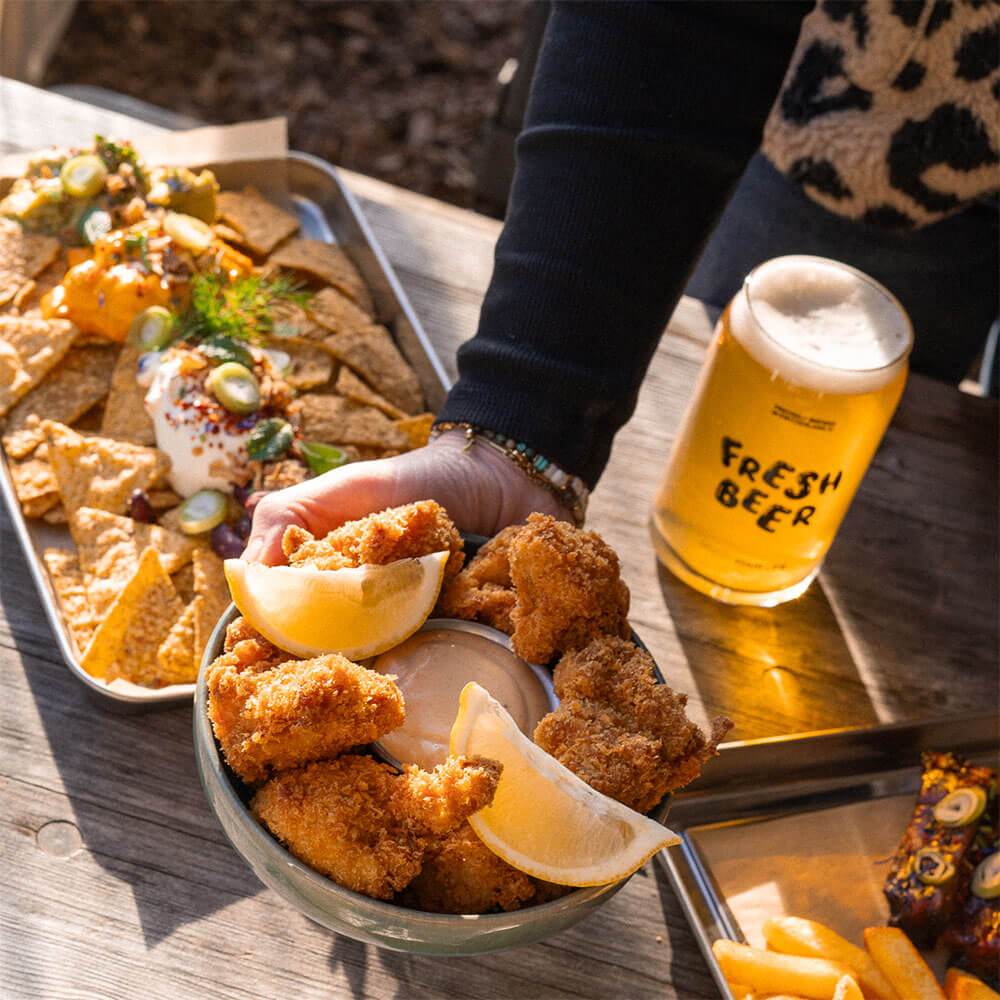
[1,78,997,1000]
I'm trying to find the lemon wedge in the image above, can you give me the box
[450,682,680,886]
[224,551,449,659]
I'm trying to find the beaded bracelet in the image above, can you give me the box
[429,421,589,526]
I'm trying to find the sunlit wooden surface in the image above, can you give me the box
[2,78,997,1000]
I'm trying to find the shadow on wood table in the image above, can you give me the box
[3,531,266,949]
[655,562,877,741]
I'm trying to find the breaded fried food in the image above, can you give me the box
[206,617,405,784]
[401,822,538,914]
[437,515,630,663]
[534,636,732,812]
[282,499,464,578]
[508,514,630,664]
[251,754,502,899]
[435,523,520,633]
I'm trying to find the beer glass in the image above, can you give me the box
[651,255,912,606]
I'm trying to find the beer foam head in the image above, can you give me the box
[730,256,912,393]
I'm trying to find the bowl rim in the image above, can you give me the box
[194,604,649,927]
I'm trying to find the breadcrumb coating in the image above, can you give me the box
[207,617,405,784]
[282,499,464,577]
[534,636,732,812]
[251,754,502,899]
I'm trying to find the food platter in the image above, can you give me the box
[657,711,999,1000]
[0,150,450,711]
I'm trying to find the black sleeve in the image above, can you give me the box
[437,0,811,487]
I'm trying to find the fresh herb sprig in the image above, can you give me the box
[93,135,147,185]
[178,271,309,346]
[124,232,151,270]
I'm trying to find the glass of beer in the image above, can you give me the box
[651,255,912,606]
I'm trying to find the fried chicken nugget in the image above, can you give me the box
[436,515,630,662]
[435,523,520,633]
[282,499,465,577]
[207,617,405,784]
[507,514,630,664]
[401,822,538,914]
[251,754,502,899]
[534,636,732,812]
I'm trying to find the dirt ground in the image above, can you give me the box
[43,1,528,216]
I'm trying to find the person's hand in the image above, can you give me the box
[243,430,574,565]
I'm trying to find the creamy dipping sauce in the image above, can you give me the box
[372,626,553,769]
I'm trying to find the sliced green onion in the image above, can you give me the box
[177,490,228,535]
[128,306,175,352]
[163,210,213,254]
[76,206,113,246]
[971,853,1000,899]
[914,847,954,885]
[205,362,260,415]
[934,787,987,827]
[60,154,108,199]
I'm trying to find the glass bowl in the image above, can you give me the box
[193,604,672,955]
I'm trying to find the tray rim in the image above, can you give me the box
[1,149,450,711]
[655,710,1000,1000]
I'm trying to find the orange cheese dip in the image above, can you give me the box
[372,627,553,769]
[43,256,179,343]
[41,229,251,342]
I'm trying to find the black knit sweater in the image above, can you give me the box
[437,1,811,486]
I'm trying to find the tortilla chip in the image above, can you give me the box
[260,458,310,491]
[171,562,196,604]
[333,365,406,420]
[156,506,186,535]
[321,324,423,415]
[0,314,78,416]
[11,280,35,311]
[9,452,59,517]
[192,549,229,660]
[42,503,66,524]
[269,299,328,343]
[100,344,156,444]
[2,344,117,457]
[0,218,60,308]
[42,420,170,517]
[354,445,404,462]
[268,239,374,314]
[81,548,184,686]
[42,548,98,655]
[69,506,201,617]
[307,285,373,337]
[279,340,333,390]
[394,412,435,450]
[216,187,300,256]
[297,394,410,450]
[155,600,197,685]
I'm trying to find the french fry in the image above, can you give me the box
[944,968,1000,1000]
[863,927,947,1000]
[834,973,865,1000]
[762,916,899,999]
[712,939,857,1000]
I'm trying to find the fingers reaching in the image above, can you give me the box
[242,433,576,564]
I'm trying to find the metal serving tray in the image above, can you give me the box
[0,151,450,712]
[657,711,999,1000]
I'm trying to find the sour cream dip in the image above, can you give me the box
[372,620,555,769]
[142,348,255,497]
